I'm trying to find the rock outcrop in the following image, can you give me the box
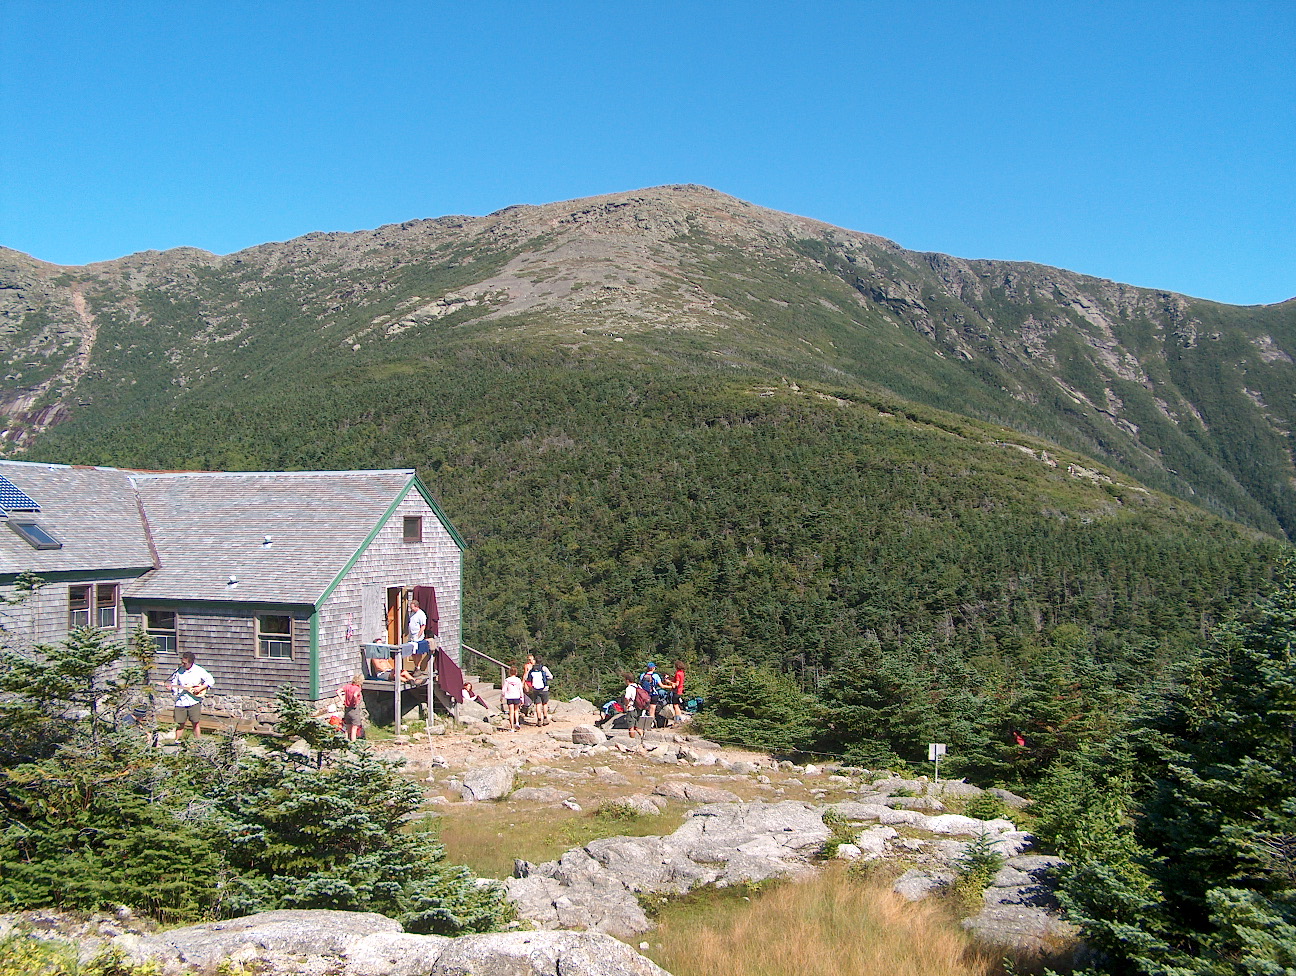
[5,909,671,976]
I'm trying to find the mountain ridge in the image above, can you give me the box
[2,184,1294,537]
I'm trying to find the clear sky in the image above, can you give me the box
[4,1,1293,306]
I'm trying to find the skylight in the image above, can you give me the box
[8,521,62,550]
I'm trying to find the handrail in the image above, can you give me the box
[461,643,508,688]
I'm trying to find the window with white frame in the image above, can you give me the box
[145,609,178,656]
[69,584,119,629]
[257,614,293,659]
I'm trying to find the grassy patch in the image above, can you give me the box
[639,865,1000,976]
[432,794,686,878]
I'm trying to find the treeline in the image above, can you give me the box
[29,356,1288,782]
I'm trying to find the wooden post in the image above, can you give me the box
[394,648,402,735]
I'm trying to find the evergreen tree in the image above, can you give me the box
[209,691,513,934]
[1037,564,1296,975]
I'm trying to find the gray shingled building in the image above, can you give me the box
[0,460,463,706]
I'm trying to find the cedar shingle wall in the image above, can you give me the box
[138,610,311,700]
[317,494,462,700]
[2,579,130,647]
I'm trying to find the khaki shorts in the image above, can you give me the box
[174,702,202,725]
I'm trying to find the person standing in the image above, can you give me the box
[638,662,663,733]
[671,660,687,724]
[502,666,524,732]
[408,598,427,645]
[339,673,365,742]
[169,652,214,739]
[525,653,554,726]
[623,672,641,737]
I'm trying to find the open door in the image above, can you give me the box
[386,587,403,645]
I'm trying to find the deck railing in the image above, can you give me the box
[461,643,508,689]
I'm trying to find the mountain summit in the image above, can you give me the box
[2,184,1294,536]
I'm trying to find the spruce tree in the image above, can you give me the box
[1037,563,1296,975]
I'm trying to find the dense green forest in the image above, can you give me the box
[0,618,512,929]
[27,349,1288,781]
[1032,567,1296,975]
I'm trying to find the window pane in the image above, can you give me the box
[97,605,117,628]
[153,634,176,656]
[146,610,177,631]
[257,615,293,659]
[69,586,90,628]
[403,516,423,543]
[257,615,291,636]
[261,638,292,659]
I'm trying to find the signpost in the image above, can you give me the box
[928,743,947,783]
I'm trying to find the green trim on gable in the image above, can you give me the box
[316,474,465,607]
[316,483,411,606]
[410,474,466,550]
[310,612,320,699]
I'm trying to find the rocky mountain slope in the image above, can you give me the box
[3,185,1293,536]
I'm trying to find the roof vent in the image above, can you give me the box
[227,575,239,587]
[262,535,273,547]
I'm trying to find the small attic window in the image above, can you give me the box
[403,516,423,543]
[8,520,61,550]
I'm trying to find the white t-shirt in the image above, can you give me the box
[623,681,638,706]
[502,675,524,701]
[171,663,214,707]
[408,608,427,642]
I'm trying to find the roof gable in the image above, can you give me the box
[0,462,459,607]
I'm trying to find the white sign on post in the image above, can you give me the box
[928,743,947,783]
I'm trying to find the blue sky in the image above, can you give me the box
[4,1,1293,305]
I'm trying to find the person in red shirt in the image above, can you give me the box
[340,673,365,742]
[669,660,686,724]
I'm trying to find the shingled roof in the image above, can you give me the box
[0,461,155,576]
[0,462,442,605]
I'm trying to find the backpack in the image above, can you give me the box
[634,685,651,709]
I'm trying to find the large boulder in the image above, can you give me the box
[652,781,740,803]
[571,725,606,746]
[511,786,575,804]
[455,700,491,722]
[432,930,669,976]
[503,875,651,939]
[461,765,516,802]
[130,910,404,971]
[126,909,669,976]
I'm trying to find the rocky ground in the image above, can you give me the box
[0,698,1082,974]
[391,697,1079,959]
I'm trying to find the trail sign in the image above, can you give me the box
[928,743,947,783]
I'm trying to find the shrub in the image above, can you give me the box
[951,832,1005,910]
[962,792,1009,822]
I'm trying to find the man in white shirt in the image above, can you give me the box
[408,598,427,644]
[169,652,214,739]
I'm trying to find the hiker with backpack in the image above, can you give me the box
[636,662,664,734]
[623,672,645,737]
[339,672,364,742]
[524,653,554,727]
